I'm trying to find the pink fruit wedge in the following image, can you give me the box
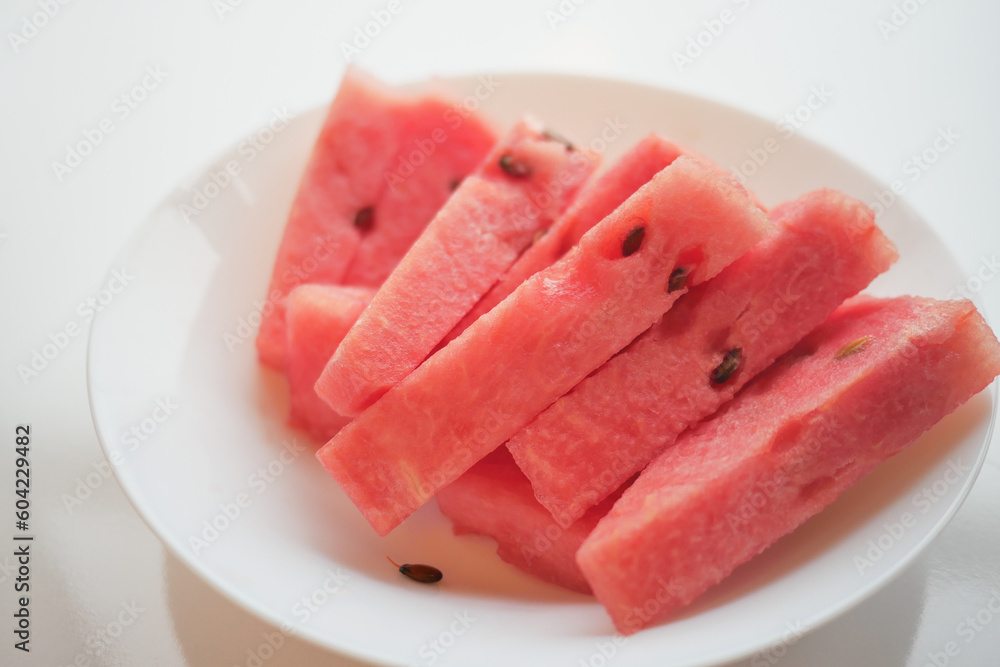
[256,67,498,369]
[284,284,374,442]
[316,155,774,536]
[508,189,898,525]
[577,295,1000,635]
[436,448,624,595]
[441,133,686,344]
[316,117,599,416]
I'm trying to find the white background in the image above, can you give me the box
[1,0,999,665]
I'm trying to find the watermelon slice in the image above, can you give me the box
[256,67,498,369]
[316,117,600,417]
[436,448,624,595]
[508,189,898,525]
[284,284,374,442]
[441,133,686,344]
[316,156,774,536]
[577,295,1000,634]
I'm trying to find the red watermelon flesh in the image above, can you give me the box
[316,117,600,417]
[256,67,498,369]
[577,295,1000,634]
[315,156,774,536]
[285,284,374,442]
[436,448,625,595]
[441,133,686,345]
[340,88,500,287]
[508,189,898,525]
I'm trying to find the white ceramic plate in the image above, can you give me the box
[87,73,996,667]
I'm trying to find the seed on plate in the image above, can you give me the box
[836,336,873,360]
[498,154,532,178]
[667,267,689,293]
[387,556,443,583]
[353,206,375,232]
[621,225,645,257]
[710,348,742,384]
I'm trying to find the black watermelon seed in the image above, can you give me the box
[499,154,532,178]
[353,206,375,232]
[387,557,442,584]
[400,564,443,583]
[667,267,689,292]
[621,226,645,257]
[710,348,742,384]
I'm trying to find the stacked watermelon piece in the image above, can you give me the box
[257,69,1000,635]
[316,117,600,416]
[257,67,498,438]
[506,188,899,525]
[256,66,498,371]
[435,447,625,595]
[284,284,373,441]
[577,294,1000,633]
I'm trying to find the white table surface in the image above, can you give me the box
[2,1,999,665]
